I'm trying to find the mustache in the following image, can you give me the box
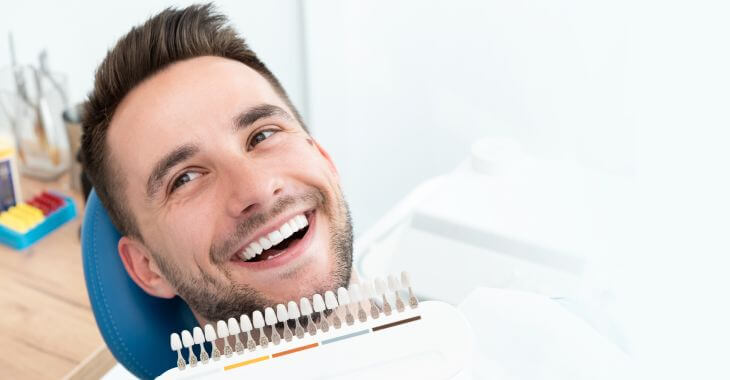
[209,189,325,265]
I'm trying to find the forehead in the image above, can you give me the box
[106,56,289,196]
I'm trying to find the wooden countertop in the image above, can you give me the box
[0,174,112,379]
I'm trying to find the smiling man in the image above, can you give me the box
[81,4,353,326]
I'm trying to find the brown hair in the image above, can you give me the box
[81,3,303,239]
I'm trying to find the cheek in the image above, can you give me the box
[156,202,217,265]
[280,139,344,217]
[275,137,335,183]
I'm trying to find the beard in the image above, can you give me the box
[149,186,353,323]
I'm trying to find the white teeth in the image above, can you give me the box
[251,241,263,255]
[259,237,273,250]
[287,220,299,233]
[238,213,310,262]
[280,223,294,239]
[297,215,308,229]
[244,246,255,260]
[268,230,284,245]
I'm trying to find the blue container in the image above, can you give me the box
[0,194,77,250]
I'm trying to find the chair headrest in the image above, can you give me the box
[82,190,197,379]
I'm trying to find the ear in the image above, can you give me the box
[310,138,339,179]
[118,236,176,299]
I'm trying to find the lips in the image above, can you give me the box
[229,210,316,269]
[237,213,309,261]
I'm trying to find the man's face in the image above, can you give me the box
[108,56,352,323]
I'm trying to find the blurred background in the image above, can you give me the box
[1,0,728,379]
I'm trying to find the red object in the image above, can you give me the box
[32,192,66,213]
[26,199,51,215]
[41,192,64,210]
[31,196,54,212]
[32,196,55,211]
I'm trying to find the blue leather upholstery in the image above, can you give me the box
[82,190,197,379]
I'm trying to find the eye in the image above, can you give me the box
[249,129,278,149]
[171,171,202,192]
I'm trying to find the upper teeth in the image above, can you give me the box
[240,214,309,261]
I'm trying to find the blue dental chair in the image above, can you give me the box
[82,190,198,379]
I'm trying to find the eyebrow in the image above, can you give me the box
[146,144,199,198]
[144,104,292,199]
[233,104,292,131]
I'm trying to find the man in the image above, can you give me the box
[81,3,353,327]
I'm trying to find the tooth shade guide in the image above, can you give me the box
[171,333,183,351]
[293,317,306,339]
[223,355,269,371]
[271,342,319,358]
[320,328,369,345]
[164,305,430,378]
[204,324,217,341]
[170,333,186,371]
[264,307,278,326]
[299,297,313,315]
[276,304,294,342]
[371,315,422,332]
[162,272,453,379]
[324,291,338,310]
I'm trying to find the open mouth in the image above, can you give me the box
[233,211,313,263]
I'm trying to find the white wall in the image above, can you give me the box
[303,0,730,378]
[304,0,643,236]
[0,0,307,117]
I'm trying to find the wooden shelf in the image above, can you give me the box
[0,174,113,379]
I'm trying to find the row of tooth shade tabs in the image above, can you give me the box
[170,272,419,370]
[0,192,66,232]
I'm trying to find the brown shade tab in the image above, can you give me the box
[372,315,422,332]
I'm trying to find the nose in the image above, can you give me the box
[223,161,285,218]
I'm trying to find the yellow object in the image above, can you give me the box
[0,211,29,232]
[0,147,14,158]
[11,204,43,224]
[16,203,44,219]
[0,136,17,159]
[223,355,270,371]
[0,203,44,232]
